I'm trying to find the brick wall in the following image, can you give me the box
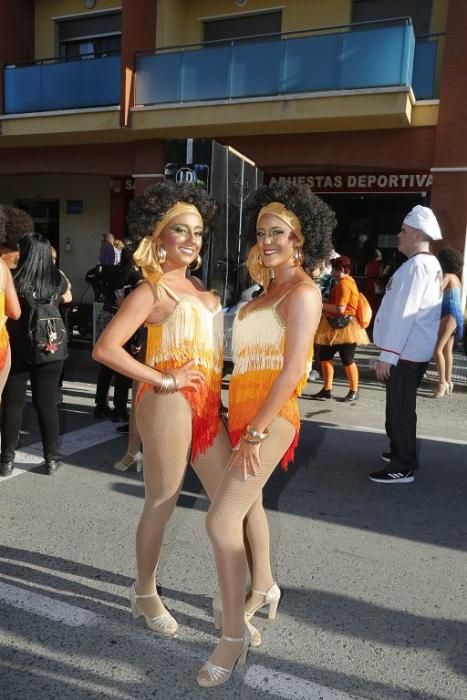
[225,127,437,172]
[0,1,34,114]
[431,0,467,252]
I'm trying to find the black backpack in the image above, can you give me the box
[25,290,68,365]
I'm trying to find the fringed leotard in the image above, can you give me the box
[137,282,223,461]
[228,282,315,470]
[441,287,464,340]
[0,290,9,373]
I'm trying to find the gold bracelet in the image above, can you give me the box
[241,436,261,445]
[246,425,269,441]
[154,373,177,394]
[166,372,178,392]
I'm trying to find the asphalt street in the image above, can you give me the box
[0,350,466,700]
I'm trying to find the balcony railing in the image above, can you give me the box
[3,53,120,114]
[413,34,443,100]
[135,18,415,107]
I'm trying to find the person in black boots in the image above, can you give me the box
[0,233,71,477]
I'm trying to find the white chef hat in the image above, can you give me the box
[403,205,442,240]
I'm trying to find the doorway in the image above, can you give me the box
[15,199,60,259]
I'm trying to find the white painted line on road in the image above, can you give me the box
[326,423,467,446]
[0,581,99,627]
[58,420,120,455]
[0,663,135,700]
[245,665,366,700]
[0,421,121,481]
[0,583,370,699]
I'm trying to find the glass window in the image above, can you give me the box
[58,11,121,58]
[203,11,282,46]
[352,0,433,35]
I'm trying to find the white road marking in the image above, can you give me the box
[324,423,467,446]
[0,663,135,700]
[58,420,120,455]
[0,421,120,481]
[0,581,98,627]
[1,583,368,699]
[245,665,366,700]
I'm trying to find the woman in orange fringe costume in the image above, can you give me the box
[0,257,21,398]
[197,184,335,688]
[93,182,263,642]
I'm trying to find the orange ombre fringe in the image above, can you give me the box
[229,368,309,470]
[137,297,223,461]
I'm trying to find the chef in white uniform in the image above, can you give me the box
[370,205,443,484]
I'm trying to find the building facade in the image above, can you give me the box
[0,0,466,299]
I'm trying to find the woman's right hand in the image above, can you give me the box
[169,360,205,391]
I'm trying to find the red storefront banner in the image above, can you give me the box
[267,172,433,193]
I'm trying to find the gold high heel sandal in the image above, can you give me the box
[212,591,262,647]
[245,582,281,621]
[197,626,251,688]
[128,583,178,637]
[113,451,143,472]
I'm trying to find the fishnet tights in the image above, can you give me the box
[204,416,295,670]
[127,380,141,457]
[134,389,273,621]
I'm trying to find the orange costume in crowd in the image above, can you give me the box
[315,275,367,346]
[137,282,223,460]
[229,284,313,469]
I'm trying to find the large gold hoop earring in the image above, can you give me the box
[293,247,304,266]
[156,244,167,265]
[189,255,202,272]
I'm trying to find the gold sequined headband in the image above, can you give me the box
[152,201,203,240]
[257,202,304,244]
[133,201,203,289]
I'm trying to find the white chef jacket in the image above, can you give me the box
[373,252,442,365]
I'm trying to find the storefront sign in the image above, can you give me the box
[267,173,433,193]
[164,163,210,189]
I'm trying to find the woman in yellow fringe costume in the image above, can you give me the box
[197,184,335,688]
[0,257,21,397]
[312,255,369,403]
[93,182,263,644]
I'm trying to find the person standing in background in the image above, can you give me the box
[1,205,31,400]
[0,257,21,397]
[0,205,34,270]
[113,239,124,264]
[312,256,369,402]
[1,233,72,477]
[99,233,117,266]
[370,206,443,485]
[432,247,464,397]
[364,248,385,318]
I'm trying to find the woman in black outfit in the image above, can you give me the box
[0,233,71,477]
[89,241,142,420]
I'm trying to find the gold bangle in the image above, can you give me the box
[154,373,177,394]
[166,372,178,392]
[241,436,261,445]
[246,425,269,441]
